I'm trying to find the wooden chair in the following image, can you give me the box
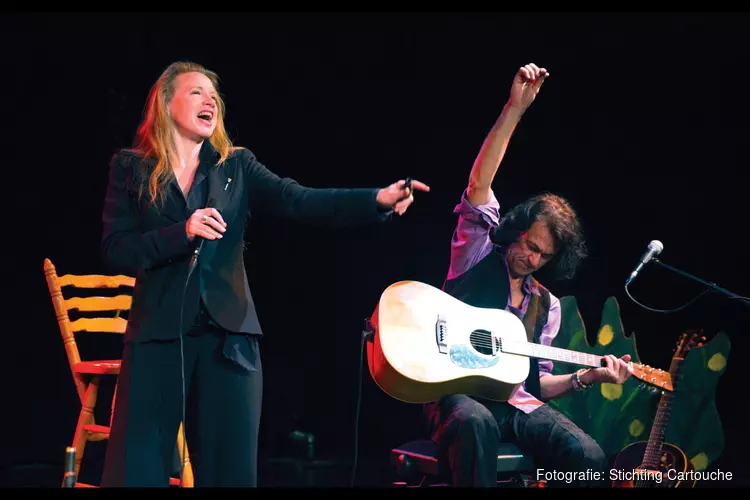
[43,258,194,488]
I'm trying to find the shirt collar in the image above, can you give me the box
[199,140,220,168]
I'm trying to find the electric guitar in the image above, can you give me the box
[610,331,702,488]
[366,280,673,404]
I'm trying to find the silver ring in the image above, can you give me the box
[201,215,208,223]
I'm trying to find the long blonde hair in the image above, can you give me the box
[131,61,234,205]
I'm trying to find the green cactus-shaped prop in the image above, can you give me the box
[548,296,730,471]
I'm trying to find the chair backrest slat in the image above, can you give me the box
[58,274,135,289]
[64,295,132,312]
[69,317,128,334]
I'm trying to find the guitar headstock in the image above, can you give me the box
[666,329,705,383]
[630,331,705,393]
[632,363,673,392]
[674,330,705,359]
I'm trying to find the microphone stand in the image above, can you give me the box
[652,257,750,307]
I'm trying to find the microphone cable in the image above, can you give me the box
[177,247,201,487]
[624,281,711,314]
[176,199,216,487]
[350,318,374,487]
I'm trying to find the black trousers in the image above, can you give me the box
[423,394,606,488]
[101,326,263,487]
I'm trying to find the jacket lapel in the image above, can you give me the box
[157,180,187,223]
[134,155,186,223]
[198,158,233,267]
[206,161,231,212]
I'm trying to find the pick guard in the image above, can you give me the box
[449,344,498,369]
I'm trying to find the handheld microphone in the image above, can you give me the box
[188,197,218,275]
[625,240,663,286]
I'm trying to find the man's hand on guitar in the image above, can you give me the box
[582,354,635,385]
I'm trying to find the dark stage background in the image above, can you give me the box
[3,11,749,487]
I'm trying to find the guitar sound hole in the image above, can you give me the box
[470,329,494,355]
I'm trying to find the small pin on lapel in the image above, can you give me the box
[224,178,233,191]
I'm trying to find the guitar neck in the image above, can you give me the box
[494,333,673,392]
[500,340,603,368]
[641,358,683,469]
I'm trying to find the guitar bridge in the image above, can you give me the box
[435,314,448,354]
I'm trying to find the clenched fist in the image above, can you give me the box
[509,62,549,112]
[186,207,227,241]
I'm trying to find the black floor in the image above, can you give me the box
[0,454,397,488]
[4,449,745,488]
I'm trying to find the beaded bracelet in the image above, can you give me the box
[571,369,592,391]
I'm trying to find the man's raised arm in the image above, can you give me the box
[467,62,549,206]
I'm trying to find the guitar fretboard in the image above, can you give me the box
[641,357,684,470]
[500,340,603,368]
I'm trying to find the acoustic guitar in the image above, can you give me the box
[610,331,702,488]
[366,280,672,404]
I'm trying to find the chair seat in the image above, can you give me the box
[391,439,533,478]
[73,360,121,375]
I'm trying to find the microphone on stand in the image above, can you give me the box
[625,240,663,286]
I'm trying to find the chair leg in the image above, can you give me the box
[64,376,99,487]
[176,421,194,487]
[110,379,118,428]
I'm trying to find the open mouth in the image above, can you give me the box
[197,111,213,125]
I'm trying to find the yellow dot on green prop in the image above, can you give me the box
[598,325,614,346]
[691,452,709,471]
[707,353,726,372]
[629,419,644,437]
[601,383,622,400]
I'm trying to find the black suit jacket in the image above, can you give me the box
[101,142,391,343]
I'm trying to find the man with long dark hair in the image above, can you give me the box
[423,62,634,487]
